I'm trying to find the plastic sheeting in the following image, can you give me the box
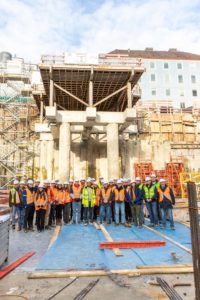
[36,222,192,271]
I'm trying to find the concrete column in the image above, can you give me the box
[59,123,70,181]
[107,123,119,179]
[127,82,132,108]
[46,140,54,180]
[40,140,47,180]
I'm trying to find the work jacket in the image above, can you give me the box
[143,184,157,202]
[25,187,35,207]
[157,185,175,209]
[34,191,47,211]
[82,187,96,207]
[55,188,64,205]
[9,187,20,207]
[72,185,82,201]
[63,189,71,204]
[95,187,101,206]
[132,187,143,205]
[100,187,112,205]
[50,186,57,203]
[113,186,126,202]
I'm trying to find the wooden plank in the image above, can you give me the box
[48,226,61,249]
[28,266,193,279]
[136,264,193,269]
[98,224,123,256]
[143,225,192,254]
[93,222,101,230]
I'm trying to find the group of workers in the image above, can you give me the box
[9,174,175,233]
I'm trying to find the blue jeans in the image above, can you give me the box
[161,208,174,227]
[100,204,111,223]
[115,202,125,224]
[146,201,158,225]
[12,205,17,225]
[16,206,25,227]
[72,202,81,223]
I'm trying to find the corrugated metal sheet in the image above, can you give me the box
[0,214,10,267]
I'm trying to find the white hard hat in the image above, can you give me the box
[159,178,166,183]
[51,180,55,184]
[117,180,122,184]
[103,181,108,185]
[99,176,104,179]
[145,177,151,182]
[127,178,131,181]
[27,180,33,184]
[91,178,95,181]
[20,180,25,184]
[151,174,157,178]
[136,177,141,181]
[86,178,91,183]
[64,181,69,185]
[80,179,85,182]
[13,180,19,185]
[57,181,62,185]
[38,183,44,188]
[69,179,73,183]
[75,178,79,182]
[131,180,136,184]
[35,178,40,183]
[44,180,50,184]
[109,179,114,183]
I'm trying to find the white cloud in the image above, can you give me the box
[0,0,200,62]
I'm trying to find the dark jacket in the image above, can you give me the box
[9,187,20,207]
[133,186,143,205]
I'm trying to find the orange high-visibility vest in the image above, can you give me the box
[158,187,172,203]
[35,194,47,210]
[55,189,64,205]
[26,188,34,205]
[131,188,136,201]
[95,187,101,206]
[101,188,111,204]
[63,190,71,204]
[50,186,57,201]
[114,188,125,202]
[72,185,82,199]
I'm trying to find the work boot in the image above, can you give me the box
[170,226,175,230]
[12,224,15,230]
[17,226,21,231]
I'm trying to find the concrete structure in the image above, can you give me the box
[33,62,144,180]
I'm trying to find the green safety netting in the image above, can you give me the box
[0,96,33,103]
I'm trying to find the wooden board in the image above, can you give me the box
[143,225,192,254]
[98,224,123,256]
[28,266,193,279]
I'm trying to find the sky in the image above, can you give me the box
[0,0,200,62]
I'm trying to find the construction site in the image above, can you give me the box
[0,49,200,300]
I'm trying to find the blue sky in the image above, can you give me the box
[0,0,200,62]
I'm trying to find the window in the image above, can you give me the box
[150,62,155,68]
[164,62,169,69]
[166,89,171,96]
[192,90,197,97]
[180,90,184,97]
[180,102,185,109]
[151,74,156,81]
[177,63,182,69]
[191,75,196,83]
[178,75,183,83]
[151,89,156,96]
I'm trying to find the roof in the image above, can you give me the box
[108,49,200,61]
[34,64,144,111]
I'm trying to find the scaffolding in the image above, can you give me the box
[134,162,153,182]
[0,78,39,187]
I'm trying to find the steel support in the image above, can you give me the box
[187,182,200,300]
